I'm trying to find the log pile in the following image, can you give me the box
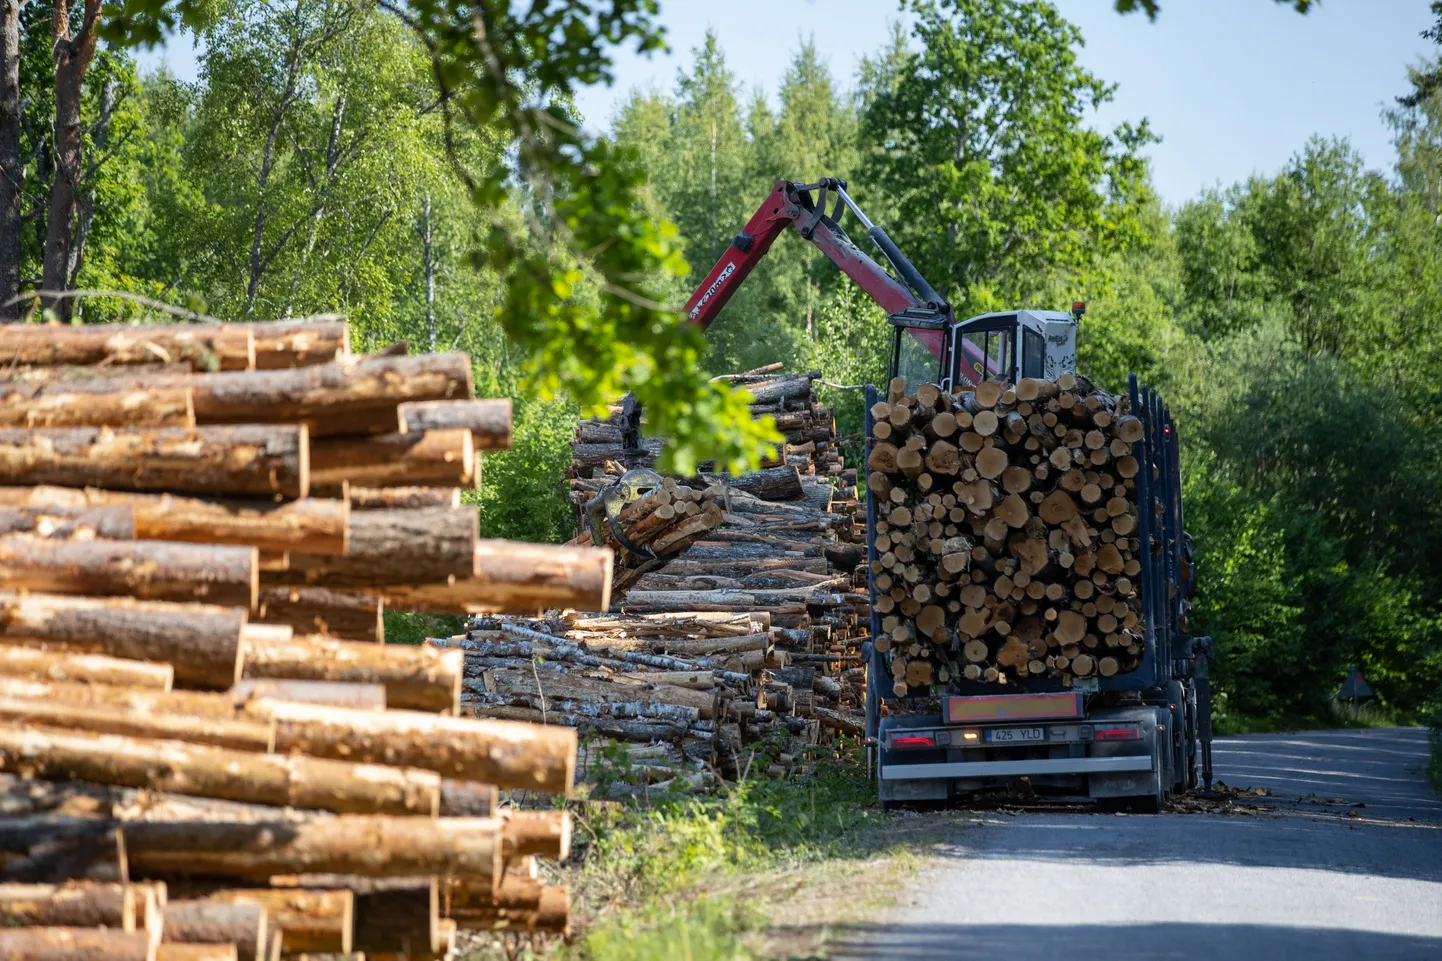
[459,363,875,791]
[0,318,605,956]
[865,375,1146,695]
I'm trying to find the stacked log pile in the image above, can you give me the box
[865,375,1146,695]
[472,363,875,788]
[0,319,608,956]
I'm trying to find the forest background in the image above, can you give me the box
[7,0,1442,730]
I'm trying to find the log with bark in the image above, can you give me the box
[202,888,351,956]
[310,429,475,494]
[269,507,477,590]
[162,900,267,961]
[0,487,348,555]
[256,586,382,643]
[397,399,512,450]
[0,647,174,689]
[864,375,1146,693]
[0,504,135,539]
[0,927,157,960]
[0,592,247,689]
[0,880,164,931]
[240,632,462,714]
[0,537,258,608]
[0,426,309,498]
[0,322,256,371]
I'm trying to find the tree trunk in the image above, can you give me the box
[0,647,172,689]
[240,632,463,714]
[348,486,459,510]
[0,678,578,794]
[397,399,511,450]
[256,586,382,643]
[0,928,154,960]
[0,881,163,931]
[40,0,102,320]
[203,889,350,956]
[228,679,386,711]
[0,591,247,689]
[499,810,570,859]
[447,884,569,934]
[162,900,267,961]
[0,426,309,498]
[0,324,255,370]
[0,696,275,751]
[271,507,476,589]
[65,74,117,295]
[0,381,195,428]
[310,429,474,493]
[0,504,134,539]
[121,817,503,886]
[0,487,347,555]
[0,537,258,608]
[0,0,21,319]
[359,540,613,616]
[0,725,441,815]
[419,193,436,352]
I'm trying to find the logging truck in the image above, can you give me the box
[686,179,1215,811]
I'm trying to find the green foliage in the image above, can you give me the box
[383,611,463,646]
[1114,0,1313,17]
[859,0,1155,316]
[471,397,578,544]
[562,746,875,960]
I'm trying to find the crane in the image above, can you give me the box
[682,178,1082,391]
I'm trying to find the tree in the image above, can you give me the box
[0,0,20,315]
[859,0,1154,318]
[1397,1,1442,110]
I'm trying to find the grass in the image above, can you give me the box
[461,742,958,961]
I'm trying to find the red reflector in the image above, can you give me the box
[893,736,935,748]
[1095,727,1140,741]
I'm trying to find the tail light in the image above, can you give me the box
[1094,727,1141,741]
[892,735,935,749]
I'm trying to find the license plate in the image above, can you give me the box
[986,727,1045,743]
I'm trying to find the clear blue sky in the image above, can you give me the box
[140,1,1439,206]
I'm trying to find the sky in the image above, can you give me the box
[138,1,1440,207]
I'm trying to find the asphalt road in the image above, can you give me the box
[831,727,1442,961]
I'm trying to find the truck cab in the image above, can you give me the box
[888,306,1082,394]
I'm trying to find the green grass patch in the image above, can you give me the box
[553,743,895,961]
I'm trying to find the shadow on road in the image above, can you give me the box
[915,811,1442,884]
[821,922,1442,961]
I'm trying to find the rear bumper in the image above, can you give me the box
[880,755,1153,781]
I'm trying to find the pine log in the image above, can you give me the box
[350,880,438,956]
[233,318,349,369]
[0,592,246,690]
[348,487,460,510]
[228,679,386,711]
[0,381,196,429]
[274,508,477,589]
[0,881,163,931]
[397,399,512,450]
[0,928,155,960]
[0,426,308,498]
[0,322,254,370]
[310,430,474,494]
[499,810,571,860]
[241,634,462,714]
[0,647,173,689]
[121,817,503,886]
[0,679,577,795]
[162,900,267,961]
[0,504,135,540]
[80,353,472,436]
[0,726,441,815]
[448,884,569,933]
[361,540,613,616]
[0,488,348,555]
[205,889,351,956]
[0,537,258,608]
[0,696,275,751]
[256,586,382,643]
[155,943,237,961]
